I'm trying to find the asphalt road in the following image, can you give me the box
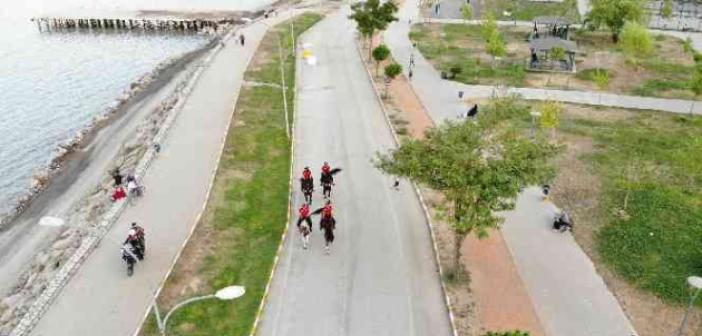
[257,8,452,336]
[28,13,299,336]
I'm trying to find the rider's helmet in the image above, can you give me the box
[131,222,137,228]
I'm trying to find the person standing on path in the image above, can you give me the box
[239,33,246,46]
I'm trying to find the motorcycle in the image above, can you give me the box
[121,243,139,276]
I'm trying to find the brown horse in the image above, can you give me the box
[319,216,336,254]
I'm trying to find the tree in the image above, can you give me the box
[661,0,674,19]
[481,12,498,42]
[586,0,646,42]
[374,98,558,275]
[349,0,399,58]
[461,4,473,23]
[486,30,506,64]
[384,62,402,96]
[372,44,391,76]
[620,21,653,59]
[539,100,563,140]
[483,331,530,336]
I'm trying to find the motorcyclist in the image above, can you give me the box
[125,223,145,260]
[121,243,138,276]
[296,203,312,232]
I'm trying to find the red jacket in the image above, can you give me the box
[299,205,310,218]
[322,204,333,218]
[302,169,312,180]
[321,164,331,174]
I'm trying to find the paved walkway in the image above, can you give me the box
[387,1,638,335]
[404,17,702,117]
[29,12,300,336]
[257,7,452,336]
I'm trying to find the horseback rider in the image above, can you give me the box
[320,162,334,199]
[300,167,314,204]
[319,200,336,253]
[320,200,336,228]
[296,203,312,232]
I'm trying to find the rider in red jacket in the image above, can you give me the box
[303,167,312,180]
[296,203,312,231]
[321,162,331,175]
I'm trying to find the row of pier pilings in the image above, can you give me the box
[32,17,221,33]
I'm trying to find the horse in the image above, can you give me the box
[319,216,336,254]
[298,220,311,249]
[320,168,342,199]
[300,178,314,204]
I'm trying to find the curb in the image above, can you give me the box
[249,12,309,335]
[9,26,226,336]
[354,37,460,336]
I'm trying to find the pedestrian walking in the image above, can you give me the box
[410,53,415,67]
[239,34,245,46]
[458,91,464,99]
[408,69,413,80]
[392,179,400,191]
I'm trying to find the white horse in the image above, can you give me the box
[299,220,311,249]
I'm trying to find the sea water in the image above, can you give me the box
[0,0,272,218]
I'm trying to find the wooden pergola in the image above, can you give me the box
[528,37,578,72]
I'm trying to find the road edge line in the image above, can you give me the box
[353,36,459,336]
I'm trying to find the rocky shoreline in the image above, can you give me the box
[0,36,221,334]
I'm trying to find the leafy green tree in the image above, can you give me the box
[586,0,646,42]
[374,98,558,275]
[661,0,674,19]
[384,62,403,96]
[486,30,506,64]
[349,0,399,58]
[482,331,530,336]
[620,21,653,58]
[461,4,473,22]
[481,12,498,42]
[539,101,563,140]
[372,44,391,76]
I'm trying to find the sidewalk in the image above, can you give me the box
[386,0,638,335]
[28,11,301,336]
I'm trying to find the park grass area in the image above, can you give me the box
[484,99,702,333]
[410,23,700,99]
[481,0,580,21]
[565,111,702,305]
[139,13,322,336]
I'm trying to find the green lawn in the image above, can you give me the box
[563,112,702,304]
[140,13,322,336]
[482,0,580,22]
[409,23,528,86]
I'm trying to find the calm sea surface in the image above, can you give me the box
[0,0,272,217]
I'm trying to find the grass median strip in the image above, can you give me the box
[140,12,322,336]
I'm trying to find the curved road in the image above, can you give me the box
[257,8,452,336]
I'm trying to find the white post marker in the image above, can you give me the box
[676,276,702,336]
[152,286,245,336]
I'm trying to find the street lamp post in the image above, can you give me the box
[152,286,245,336]
[676,276,702,336]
